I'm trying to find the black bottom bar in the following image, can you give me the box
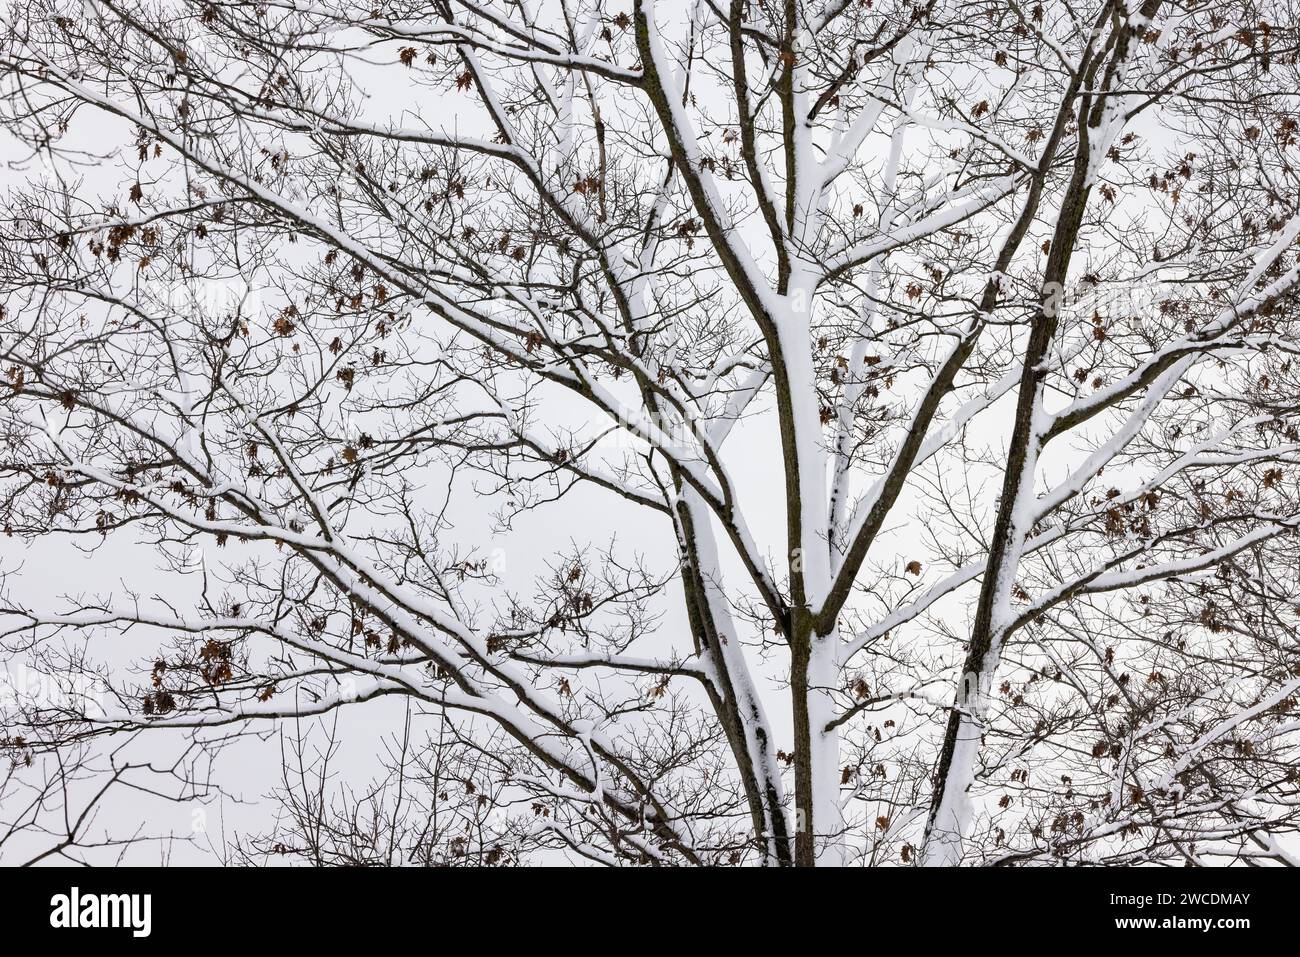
[0,865,1278,944]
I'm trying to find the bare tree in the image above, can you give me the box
[2,0,1300,866]
[226,708,521,866]
[0,733,212,865]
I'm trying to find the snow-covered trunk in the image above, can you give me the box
[922,711,982,866]
[772,18,845,866]
[921,12,1163,865]
[677,488,793,865]
[790,612,844,867]
[919,285,1056,865]
[920,399,1047,866]
[921,93,1101,860]
[779,275,844,867]
[920,393,1047,865]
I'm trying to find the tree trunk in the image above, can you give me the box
[792,611,843,866]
